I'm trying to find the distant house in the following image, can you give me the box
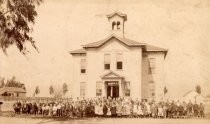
[183,90,204,104]
[0,87,26,97]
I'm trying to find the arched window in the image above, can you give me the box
[117,21,120,29]
[112,21,116,30]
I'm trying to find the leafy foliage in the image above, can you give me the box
[0,77,5,88]
[195,85,201,94]
[34,85,40,96]
[164,86,168,95]
[0,76,25,89]
[0,0,43,54]
[49,85,54,95]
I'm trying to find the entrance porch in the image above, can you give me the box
[101,71,125,98]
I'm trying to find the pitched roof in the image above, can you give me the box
[107,11,127,21]
[83,34,145,48]
[146,45,168,52]
[101,71,124,79]
[0,87,26,95]
[69,48,86,54]
[70,35,168,55]
[183,90,205,99]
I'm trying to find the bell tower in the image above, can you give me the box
[107,11,127,37]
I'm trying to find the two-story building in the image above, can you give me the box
[69,12,168,100]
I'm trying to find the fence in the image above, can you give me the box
[0,96,73,111]
[204,98,210,114]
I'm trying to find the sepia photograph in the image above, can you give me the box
[0,0,210,124]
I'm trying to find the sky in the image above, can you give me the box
[0,0,210,98]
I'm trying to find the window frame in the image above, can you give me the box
[116,53,123,70]
[104,54,111,70]
[148,58,156,74]
[80,82,86,97]
[124,81,130,97]
[104,64,110,70]
[96,81,102,96]
[80,59,86,74]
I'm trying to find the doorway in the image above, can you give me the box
[107,84,119,98]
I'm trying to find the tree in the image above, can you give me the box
[33,86,40,96]
[3,76,25,89]
[62,83,68,95]
[54,90,62,98]
[49,85,54,95]
[195,85,201,94]
[0,0,43,54]
[164,86,168,96]
[0,77,5,88]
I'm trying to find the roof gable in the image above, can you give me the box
[101,71,124,79]
[83,34,145,48]
[107,11,127,21]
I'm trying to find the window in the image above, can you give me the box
[117,21,120,29]
[81,59,86,73]
[104,54,110,70]
[149,82,155,97]
[96,81,102,96]
[117,62,122,69]
[124,82,130,96]
[116,53,123,70]
[80,82,86,97]
[148,58,156,74]
[112,21,116,30]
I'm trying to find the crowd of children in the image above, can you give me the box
[13,97,205,118]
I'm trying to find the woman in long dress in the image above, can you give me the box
[133,102,138,117]
[137,102,143,118]
[98,103,103,117]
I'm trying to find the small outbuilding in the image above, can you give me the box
[183,90,204,104]
[0,87,26,97]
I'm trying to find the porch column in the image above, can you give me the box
[110,86,113,97]
[119,81,122,97]
[102,81,106,97]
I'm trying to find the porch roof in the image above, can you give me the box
[0,87,26,95]
[101,71,124,79]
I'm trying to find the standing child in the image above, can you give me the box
[158,103,163,118]
[53,104,57,116]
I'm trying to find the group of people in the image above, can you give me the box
[13,97,205,118]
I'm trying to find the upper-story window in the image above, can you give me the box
[104,54,110,70]
[116,53,123,70]
[80,59,86,73]
[148,58,156,74]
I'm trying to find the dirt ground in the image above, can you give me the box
[0,112,210,124]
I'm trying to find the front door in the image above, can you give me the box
[112,85,119,98]
[107,83,119,98]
